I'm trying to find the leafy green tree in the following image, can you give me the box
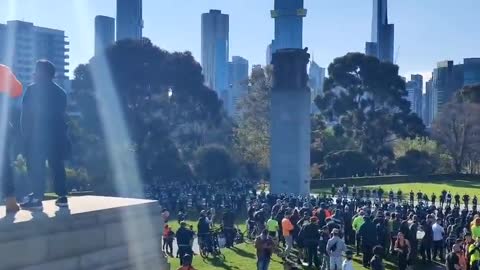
[194,144,236,182]
[234,66,272,176]
[320,150,375,178]
[396,150,436,175]
[315,53,426,171]
[394,137,453,173]
[71,38,223,190]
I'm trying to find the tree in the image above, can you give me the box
[194,144,236,182]
[394,137,453,173]
[315,53,426,171]
[432,101,480,173]
[396,150,436,175]
[71,38,224,190]
[456,84,480,104]
[234,66,272,176]
[320,150,375,178]
[310,122,357,166]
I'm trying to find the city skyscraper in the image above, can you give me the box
[227,56,249,117]
[270,0,307,53]
[410,74,423,115]
[116,0,143,41]
[266,42,273,65]
[0,20,69,87]
[423,78,433,126]
[201,9,229,100]
[432,60,464,119]
[308,60,325,113]
[95,16,115,56]
[463,58,480,86]
[365,0,394,63]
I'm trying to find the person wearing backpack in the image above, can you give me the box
[326,228,346,270]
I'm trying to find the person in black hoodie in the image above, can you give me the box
[20,60,70,210]
[358,215,377,267]
[300,216,321,268]
[318,225,330,269]
[408,215,419,264]
[222,207,235,248]
[420,215,434,262]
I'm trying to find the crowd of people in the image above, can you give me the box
[246,185,480,270]
[158,183,480,270]
[144,179,257,214]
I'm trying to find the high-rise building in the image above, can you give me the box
[266,42,273,65]
[0,20,69,87]
[95,16,115,56]
[227,56,249,117]
[406,81,416,113]
[116,0,143,41]
[201,9,229,100]
[432,60,464,119]
[308,60,325,113]
[463,58,480,86]
[410,74,423,115]
[365,0,394,63]
[270,0,307,53]
[423,78,433,126]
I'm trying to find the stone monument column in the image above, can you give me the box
[270,48,311,195]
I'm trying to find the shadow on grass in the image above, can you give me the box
[230,246,256,259]
[445,180,480,189]
[204,256,239,270]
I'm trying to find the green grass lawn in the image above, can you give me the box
[362,180,480,197]
[166,220,398,270]
[167,242,404,270]
[313,179,480,198]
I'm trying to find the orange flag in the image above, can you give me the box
[0,64,23,97]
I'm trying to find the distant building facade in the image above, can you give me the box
[201,9,229,103]
[423,78,434,127]
[266,42,273,65]
[431,60,464,119]
[408,74,423,115]
[308,60,325,113]
[95,16,115,56]
[116,0,143,41]
[463,58,480,86]
[227,56,249,117]
[0,20,69,87]
[365,0,394,63]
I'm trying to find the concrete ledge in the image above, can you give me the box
[0,196,169,270]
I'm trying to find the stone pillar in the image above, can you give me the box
[270,48,310,195]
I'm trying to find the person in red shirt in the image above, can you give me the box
[0,64,23,214]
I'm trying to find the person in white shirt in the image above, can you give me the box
[343,250,354,270]
[432,218,445,261]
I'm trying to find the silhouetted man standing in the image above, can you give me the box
[20,60,69,210]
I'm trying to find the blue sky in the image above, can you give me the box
[1,0,479,82]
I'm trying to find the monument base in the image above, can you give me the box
[0,196,170,270]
